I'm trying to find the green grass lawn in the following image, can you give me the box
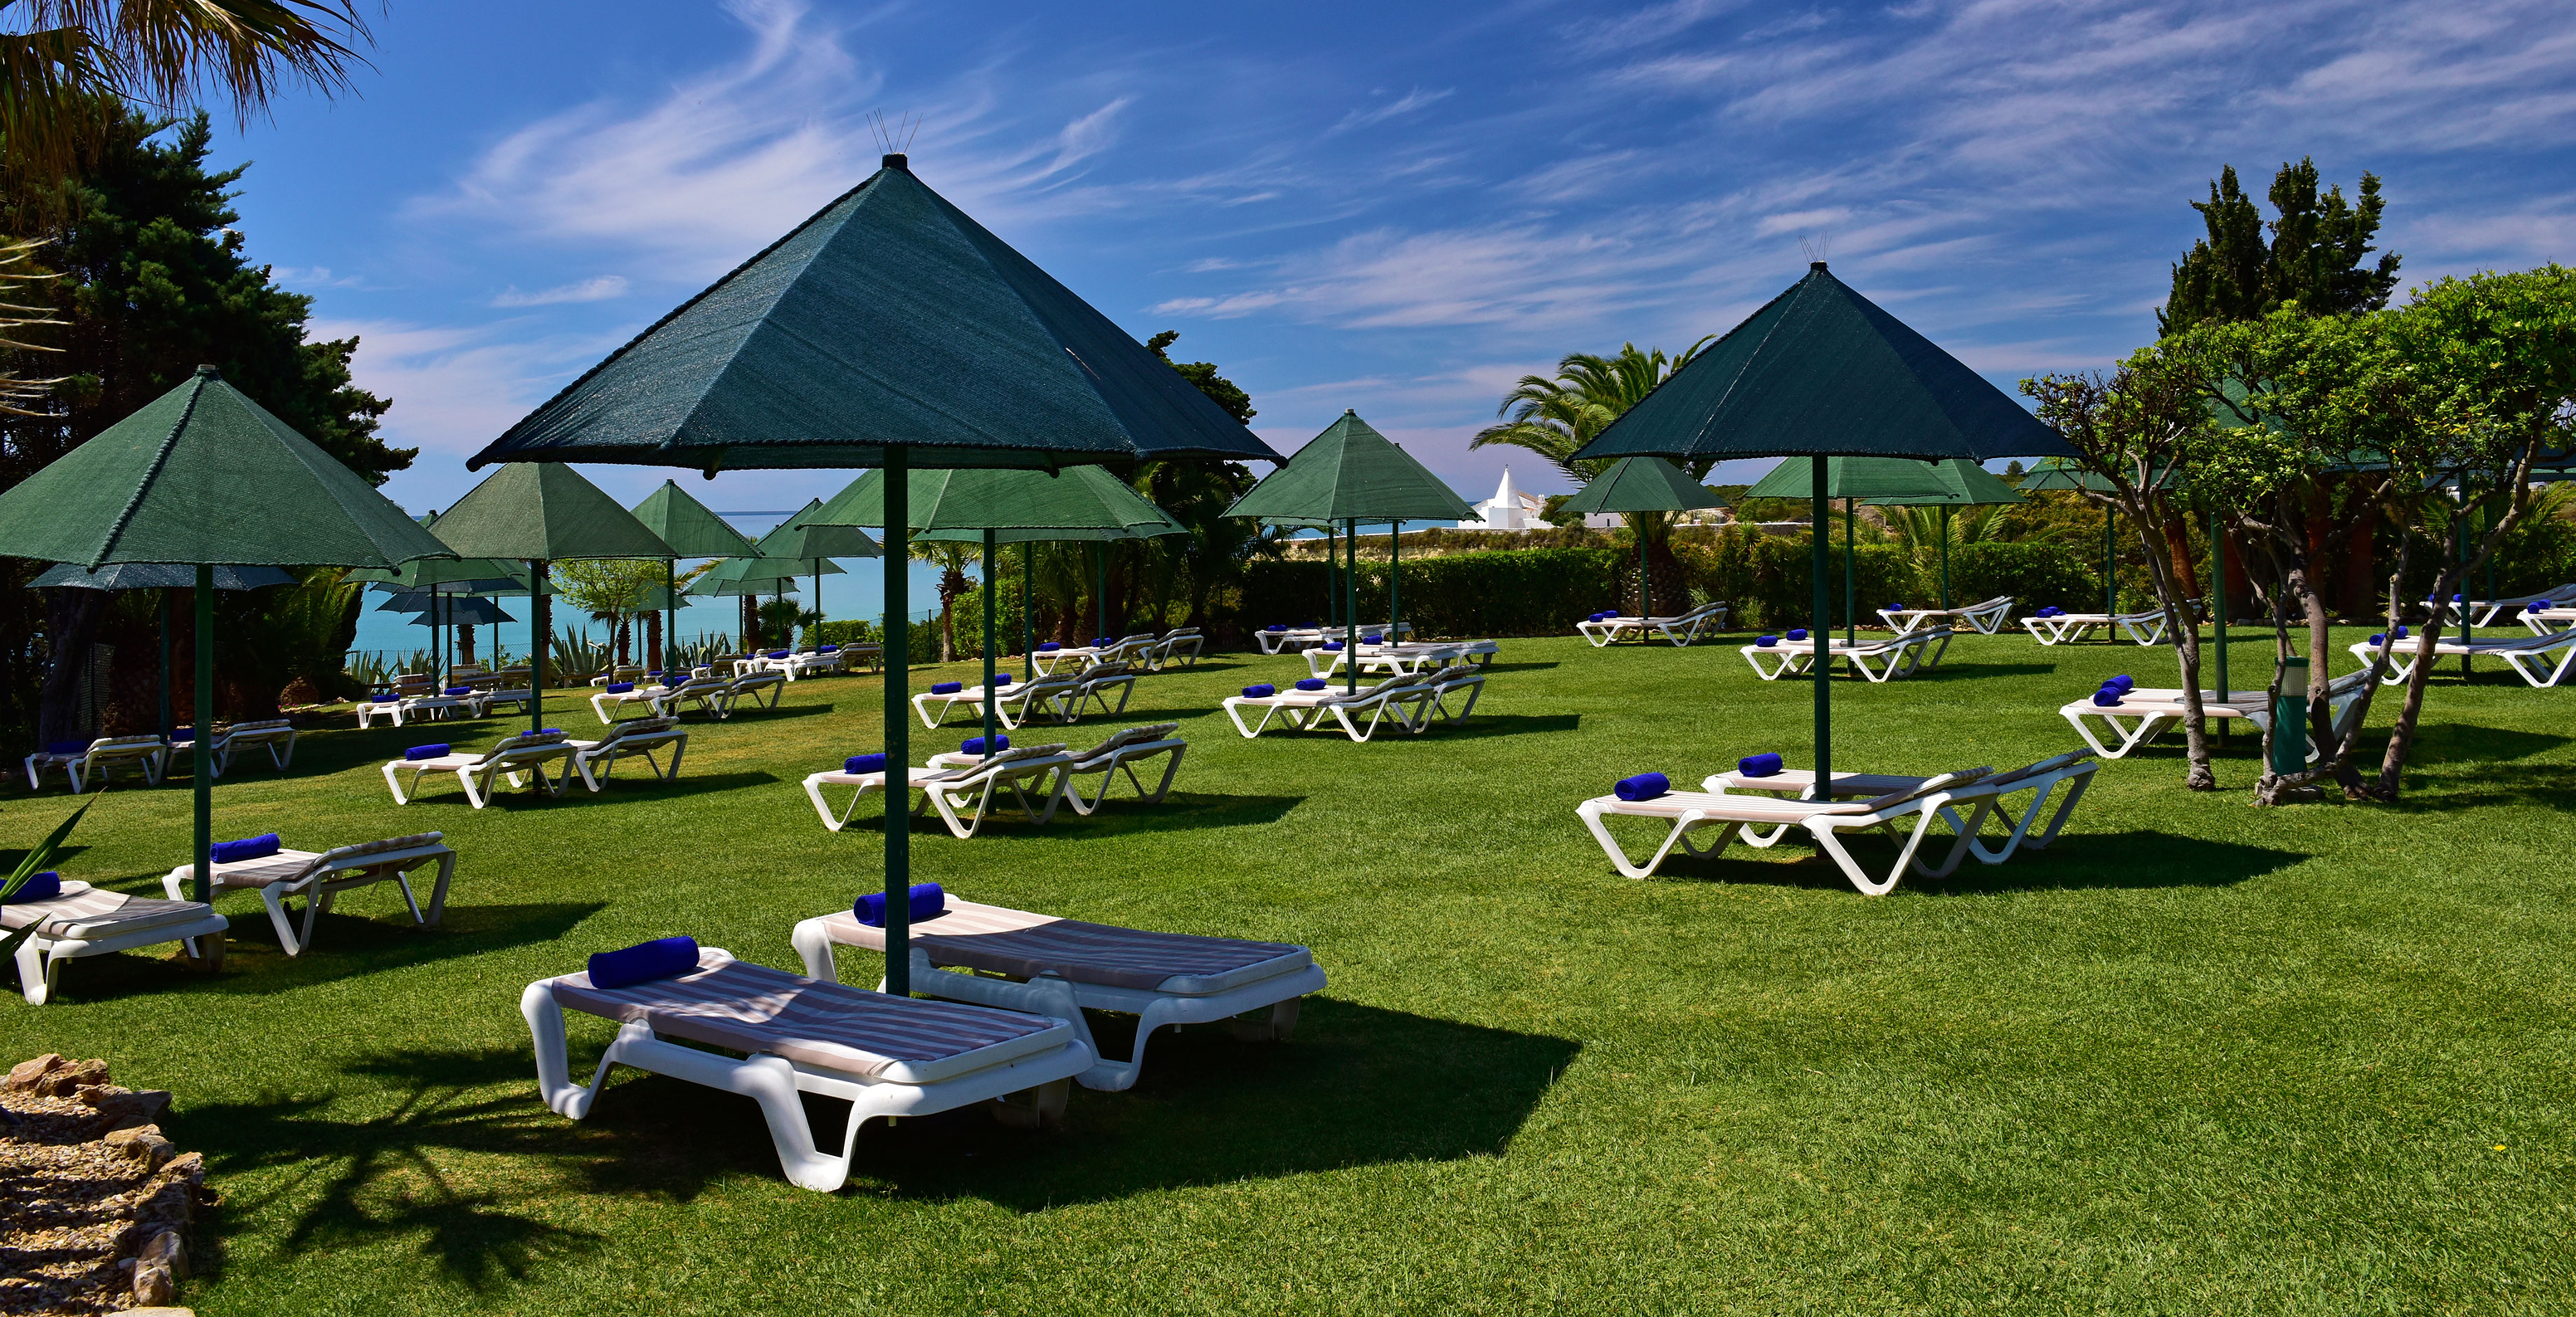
[5,629,2572,1315]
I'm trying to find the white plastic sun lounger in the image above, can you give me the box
[2022,608,2169,646]
[1574,770,1993,894]
[382,730,576,807]
[522,947,1092,1191]
[1408,668,1487,729]
[2058,672,2374,759]
[22,734,168,793]
[717,671,788,715]
[1144,627,1204,671]
[1304,640,1495,680]
[202,719,297,776]
[1577,600,1729,647]
[802,744,1076,838]
[568,717,687,789]
[6,880,227,1005]
[1065,661,1139,719]
[1739,630,1954,682]
[2523,606,2575,636]
[1049,723,1187,815]
[2349,629,2576,689]
[2442,583,2576,627]
[1704,753,2095,866]
[588,682,671,724]
[162,832,456,956]
[588,665,647,689]
[355,692,465,729]
[649,676,730,718]
[913,676,1026,729]
[1254,626,1327,654]
[1222,674,1434,742]
[1881,595,2016,637]
[793,897,1322,1093]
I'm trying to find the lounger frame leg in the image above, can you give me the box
[1576,800,1742,880]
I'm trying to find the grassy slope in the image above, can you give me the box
[2,630,2571,1315]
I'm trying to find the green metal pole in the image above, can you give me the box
[1391,521,1403,637]
[191,565,213,905]
[1020,543,1032,673]
[529,561,548,734]
[1939,506,1951,610]
[1812,460,1832,789]
[883,448,911,998]
[665,559,676,675]
[1094,543,1106,639]
[981,529,998,755]
[1843,497,1856,645]
[1344,519,1359,695]
[157,590,171,740]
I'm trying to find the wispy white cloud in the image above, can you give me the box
[491,275,628,307]
[1329,87,1455,134]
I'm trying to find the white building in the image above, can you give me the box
[1455,466,1620,531]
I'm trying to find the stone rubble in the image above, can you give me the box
[1,1055,210,1316]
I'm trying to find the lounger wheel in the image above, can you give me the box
[1226,996,1301,1042]
[988,1077,1071,1130]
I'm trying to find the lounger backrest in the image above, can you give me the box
[90,735,167,754]
[971,744,1067,774]
[307,832,447,877]
[477,732,568,764]
[600,716,681,745]
[1074,722,1182,759]
[227,719,292,734]
[1987,750,2091,787]
[1861,768,1991,812]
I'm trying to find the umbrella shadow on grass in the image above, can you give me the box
[830,793,1307,837]
[51,901,611,1002]
[1616,828,2303,895]
[1417,713,1581,740]
[179,1046,640,1292]
[1907,661,2061,680]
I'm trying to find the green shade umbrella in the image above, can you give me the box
[1858,458,2022,611]
[32,562,294,743]
[632,479,763,672]
[0,365,453,908]
[349,557,539,677]
[1572,264,2074,793]
[431,463,675,731]
[1557,456,1726,623]
[468,154,1286,1002]
[812,463,1183,751]
[1224,411,1476,692]
[757,499,882,637]
[1746,456,1953,644]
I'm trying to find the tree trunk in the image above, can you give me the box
[2130,495,2215,788]
[644,612,661,671]
[2160,510,2203,604]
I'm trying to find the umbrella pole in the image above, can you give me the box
[1939,506,1951,610]
[1391,520,1401,637]
[192,566,213,905]
[530,561,548,734]
[1345,519,1359,694]
[1812,460,1832,789]
[982,529,998,754]
[883,448,912,998]
[1843,498,1856,646]
[157,590,170,741]
[1020,544,1032,670]
[1637,527,1649,621]
[666,559,676,675]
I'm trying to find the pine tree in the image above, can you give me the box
[2159,159,2402,332]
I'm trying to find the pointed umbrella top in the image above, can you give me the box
[1558,456,1729,515]
[1861,457,2024,507]
[810,464,1184,537]
[1743,455,1959,500]
[431,462,674,562]
[1222,411,1476,522]
[686,554,840,596]
[467,159,1282,473]
[758,499,883,559]
[0,366,455,569]
[1573,265,2076,464]
[632,479,763,558]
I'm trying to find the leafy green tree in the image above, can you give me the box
[1133,329,1260,636]
[1472,339,1715,612]
[1146,329,1254,422]
[2160,159,2402,332]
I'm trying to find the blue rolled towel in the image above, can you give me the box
[1038,641,1061,651]
[372,695,399,704]
[1364,633,1384,644]
[1886,602,1905,612]
[2453,593,2463,602]
[2530,600,2555,612]
[45,739,86,755]
[2368,633,2386,646]
[995,673,1014,685]
[1295,677,1327,690]
[405,744,451,760]
[819,644,838,653]
[1094,637,1113,646]
[2395,625,2409,639]
[930,681,964,695]
[845,753,887,774]
[2105,675,2135,690]
[2,871,61,904]
[2091,689,2123,707]
[1739,753,1783,778]
[1266,624,1288,632]
[961,734,1008,755]
[2038,606,2062,617]
[210,833,281,864]
[588,935,700,989]
[537,728,563,736]
[1613,772,1670,802]
[1788,628,1808,641]
[1323,641,1345,651]
[768,649,790,659]
[171,728,192,743]
[443,685,471,696]
[605,681,635,693]
[1755,634,1778,647]
[854,882,945,928]
[1242,683,1277,698]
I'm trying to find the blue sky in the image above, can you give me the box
[213,0,2576,526]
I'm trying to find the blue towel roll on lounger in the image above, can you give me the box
[1038,641,1061,651]
[1267,624,1288,632]
[588,935,700,989]
[2091,690,2123,707]
[1364,633,1383,644]
[960,734,1008,755]
[1242,683,1276,698]
[994,673,1014,685]
[1756,635,1778,647]
[1738,753,1783,778]
[1323,641,1344,651]
[1613,773,1670,802]
[405,744,450,760]
[45,740,85,754]
[1295,678,1327,690]
[210,833,281,864]
[2,871,61,903]
[930,681,964,695]
[1886,602,1905,612]
[2105,675,2134,690]
[768,650,790,659]
[1787,628,1808,641]
[819,645,838,653]
[605,681,634,693]
[854,882,945,928]
[372,695,399,704]
[1094,637,1113,646]
[443,685,471,696]
[844,753,887,774]
[171,728,192,743]
[536,728,564,736]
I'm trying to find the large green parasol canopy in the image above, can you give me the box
[466,158,1281,473]
[1743,456,1958,500]
[757,500,883,559]
[688,555,842,593]
[1857,458,2023,508]
[632,479,763,558]
[1559,456,1727,515]
[31,562,294,590]
[431,462,675,561]
[1222,411,1476,522]
[0,366,455,569]
[810,464,1184,535]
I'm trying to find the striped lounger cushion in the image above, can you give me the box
[1,886,212,940]
[544,953,1070,1085]
[817,899,1311,995]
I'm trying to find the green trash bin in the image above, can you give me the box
[2269,656,2310,775]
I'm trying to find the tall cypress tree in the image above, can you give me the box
[2159,159,2402,331]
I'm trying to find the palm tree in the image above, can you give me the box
[909,539,975,661]
[1,1,373,190]
[1472,339,1715,612]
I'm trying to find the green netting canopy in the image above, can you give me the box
[467,157,1281,474]
[810,464,1184,536]
[1744,456,1957,500]
[1858,458,2023,508]
[1559,457,1726,622]
[758,500,883,559]
[1222,411,1476,523]
[688,555,838,593]
[431,462,675,562]
[31,563,293,591]
[632,480,763,558]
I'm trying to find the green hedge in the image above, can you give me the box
[1238,547,1627,639]
[1740,538,1926,630]
[1948,540,2104,616]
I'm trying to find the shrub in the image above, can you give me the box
[1948,540,2102,616]
[1741,537,1929,630]
[1238,547,1627,640]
